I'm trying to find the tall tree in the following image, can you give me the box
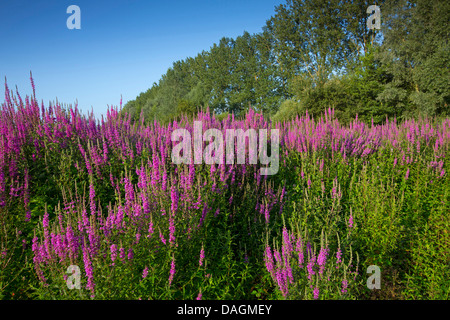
[376,0,450,117]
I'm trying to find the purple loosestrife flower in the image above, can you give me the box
[313,287,319,299]
[199,244,205,267]
[42,209,51,260]
[119,247,126,262]
[405,168,410,180]
[282,227,293,254]
[264,203,270,224]
[341,279,348,294]
[296,237,304,268]
[188,163,195,188]
[275,269,288,298]
[89,182,96,215]
[31,237,47,283]
[31,236,41,263]
[142,266,148,279]
[348,211,353,229]
[65,224,77,261]
[87,226,99,257]
[115,205,124,229]
[160,230,167,245]
[307,255,316,281]
[151,154,160,186]
[198,204,209,228]
[168,256,176,287]
[283,254,294,284]
[142,191,150,215]
[124,177,134,208]
[83,242,95,293]
[169,216,176,245]
[170,184,178,214]
[128,248,134,260]
[273,249,282,270]
[162,168,168,192]
[196,291,202,300]
[82,208,89,229]
[317,246,329,275]
[102,138,108,163]
[148,220,154,238]
[110,244,117,265]
[336,247,342,268]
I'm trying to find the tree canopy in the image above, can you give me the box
[123,0,449,124]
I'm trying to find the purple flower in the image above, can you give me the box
[162,168,168,191]
[159,231,166,245]
[282,227,293,254]
[297,242,304,268]
[275,269,288,297]
[119,247,126,261]
[196,291,202,300]
[148,220,154,238]
[110,244,117,264]
[170,184,178,214]
[169,216,176,245]
[264,203,270,224]
[168,256,176,287]
[83,242,95,293]
[115,205,124,229]
[341,279,348,294]
[307,255,316,281]
[124,177,135,207]
[405,168,410,180]
[313,287,319,299]
[317,246,329,275]
[142,266,148,279]
[199,245,205,267]
[128,248,134,260]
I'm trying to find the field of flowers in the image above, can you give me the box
[0,78,449,300]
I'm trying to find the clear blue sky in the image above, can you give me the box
[0,0,284,118]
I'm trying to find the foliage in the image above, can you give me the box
[1,81,449,300]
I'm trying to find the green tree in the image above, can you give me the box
[376,0,450,117]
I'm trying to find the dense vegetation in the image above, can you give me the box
[1,0,448,301]
[122,0,449,125]
[0,81,448,299]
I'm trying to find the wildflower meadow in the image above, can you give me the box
[0,77,448,300]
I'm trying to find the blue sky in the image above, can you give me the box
[0,0,284,118]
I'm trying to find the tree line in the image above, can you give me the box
[123,0,449,124]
